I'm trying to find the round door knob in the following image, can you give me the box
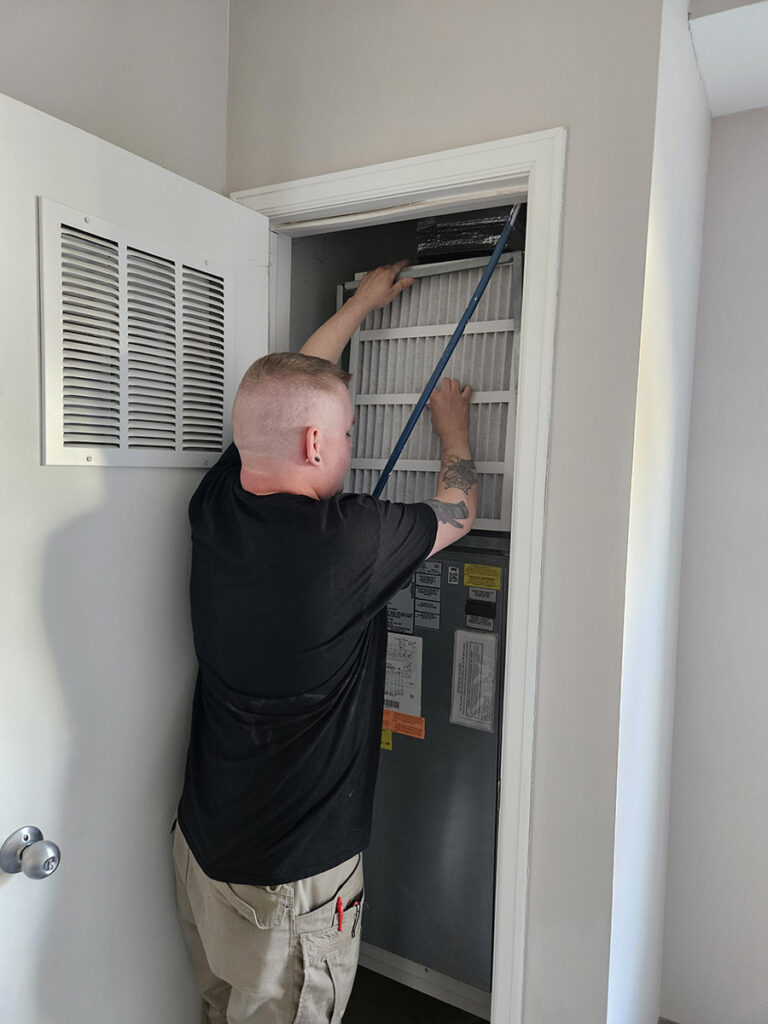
[0,826,61,879]
[21,839,60,879]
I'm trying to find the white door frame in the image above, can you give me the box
[232,128,566,1024]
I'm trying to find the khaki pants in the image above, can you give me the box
[172,826,364,1024]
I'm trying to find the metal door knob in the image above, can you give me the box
[1,827,61,879]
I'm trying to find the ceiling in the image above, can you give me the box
[689,1,768,116]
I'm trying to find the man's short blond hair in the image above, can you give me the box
[238,352,351,393]
[233,353,352,460]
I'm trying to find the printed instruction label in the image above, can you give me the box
[387,580,414,634]
[450,629,498,732]
[384,632,423,717]
[468,586,497,603]
[465,614,495,631]
[415,608,440,630]
[463,563,502,590]
[413,563,441,631]
[448,566,460,585]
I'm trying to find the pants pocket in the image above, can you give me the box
[212,878,289,929]
[293,914,362,1024]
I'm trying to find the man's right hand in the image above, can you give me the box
[350,260,415,317]
[301,260,414,364]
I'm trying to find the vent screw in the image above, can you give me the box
[86,456,92,463]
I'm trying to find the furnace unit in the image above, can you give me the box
[340,249,522,1011]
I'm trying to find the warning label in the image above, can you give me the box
[463,563,502,590]
[382,709,426,740]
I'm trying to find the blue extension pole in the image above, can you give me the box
[372,203,522,498]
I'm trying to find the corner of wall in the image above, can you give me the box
[607,0,711,1020]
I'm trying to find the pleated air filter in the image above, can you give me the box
[344,254,523,531]
[38,199,233,468]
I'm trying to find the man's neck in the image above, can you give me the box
[239,465,321,500]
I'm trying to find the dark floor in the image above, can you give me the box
[344,967,489,1024]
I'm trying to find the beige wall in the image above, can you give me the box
[0,0,229,192]
[228,1,665,1019]
[662,106,768,1024]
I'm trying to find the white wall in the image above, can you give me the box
[228,2,665,1019]
[0,0,230,193]
[661,106,768,1024]
[607,1,710,1021]
[0,92,268,1023]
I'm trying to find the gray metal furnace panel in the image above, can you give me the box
[363,536,508,992]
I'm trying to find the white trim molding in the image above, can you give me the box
[232,128,566,1024]
[232,130,559,234]
[358,941,492,1019]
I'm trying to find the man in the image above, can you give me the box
[173,261,478,1024]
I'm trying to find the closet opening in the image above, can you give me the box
[276,202,527,1023]
[234,127,566,1024]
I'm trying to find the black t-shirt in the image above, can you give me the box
[177,444,437,885]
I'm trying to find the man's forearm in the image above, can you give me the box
[433,435,478,524]
[300,294,368,364]
[439,454,478,495]
[300,262,414,364]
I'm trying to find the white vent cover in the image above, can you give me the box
[38,199,233,467]
[344,254,523,531]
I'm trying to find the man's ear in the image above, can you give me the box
[304,425,320,465]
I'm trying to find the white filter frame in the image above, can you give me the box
[342,253,522,530]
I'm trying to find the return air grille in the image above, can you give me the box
[344,254,522,531]
[61,226,121,447]
[39,199,233,468]
[181,267,226,452]
[126,247,177,449]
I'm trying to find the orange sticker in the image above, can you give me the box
[382,709,426,740]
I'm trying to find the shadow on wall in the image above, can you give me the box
[35,469,202,1024]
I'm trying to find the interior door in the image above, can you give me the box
[0,91,268,1024]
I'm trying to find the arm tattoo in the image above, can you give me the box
[440,456,477,494]
[424,498,469,529]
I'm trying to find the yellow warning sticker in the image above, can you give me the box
[463,563,502,590]
[381,728,393,750]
